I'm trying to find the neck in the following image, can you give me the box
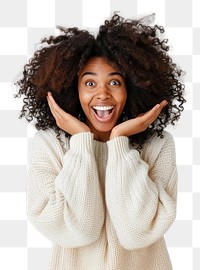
[93,132,110,142]
[86,120,111,142]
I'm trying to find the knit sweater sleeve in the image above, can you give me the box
[105,132,177,250]
[27,130,104,248]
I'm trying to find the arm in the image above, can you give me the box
[27,130,104,248]
[105,132,177,250]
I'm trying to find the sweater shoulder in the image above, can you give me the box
[34,128,62,140]
[139,131,175,168]
[33,128,69,154]
[142,130,174,149]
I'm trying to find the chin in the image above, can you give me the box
[93,122,115,132]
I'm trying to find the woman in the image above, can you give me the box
[15,13,185,270]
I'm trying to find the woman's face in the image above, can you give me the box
[78,57,127,141]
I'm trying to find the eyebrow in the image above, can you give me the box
[81,72,124,78]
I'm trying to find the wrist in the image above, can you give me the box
[110,128,120,140]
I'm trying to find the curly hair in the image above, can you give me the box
[15,13,186,148]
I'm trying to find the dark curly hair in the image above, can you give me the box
[15,13,186,147]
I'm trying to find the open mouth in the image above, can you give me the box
[93,105,114,119]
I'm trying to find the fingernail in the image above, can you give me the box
[164,100,168,106]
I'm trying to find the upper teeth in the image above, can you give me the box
[93,106,114,111]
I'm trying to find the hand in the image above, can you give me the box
[110,100,168,140]
[47,92,90,135]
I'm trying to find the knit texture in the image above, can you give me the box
[27,129,177,270]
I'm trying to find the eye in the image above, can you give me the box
[110,80,120,86]
[86,81,95,87]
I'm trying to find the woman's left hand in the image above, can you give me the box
[110,100,168,140]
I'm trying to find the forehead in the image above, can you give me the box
[80,57,119,74]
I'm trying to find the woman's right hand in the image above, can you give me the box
[47,92,91,135]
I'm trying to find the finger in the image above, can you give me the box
[47,96,59,119]
[157,100,168,110]
[47,93,74,122]
[146,100,168,124]
[47,93,63,119]
[47,95,53,112]
[141,104,163,125]
[160,99,168,106]
[47,92,62,113]
[47,93,67,119]
[150,100,168,116]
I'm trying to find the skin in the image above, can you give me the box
[47,57,168,142]
[77,57,127,141]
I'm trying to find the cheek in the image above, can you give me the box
[78,90,91,112]
[118,90,127,107]
[78,93,85,110]
[78,85,85,104]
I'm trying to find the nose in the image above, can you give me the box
[95,85,111,100]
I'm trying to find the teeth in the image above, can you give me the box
[93,106,114,111]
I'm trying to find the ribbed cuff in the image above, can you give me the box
[108,136,130,155]
[107,136,139,159]
[69,132,94,155]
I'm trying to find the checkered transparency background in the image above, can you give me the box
[0,0,199,269]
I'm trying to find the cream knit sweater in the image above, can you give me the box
[27,129,177,270]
